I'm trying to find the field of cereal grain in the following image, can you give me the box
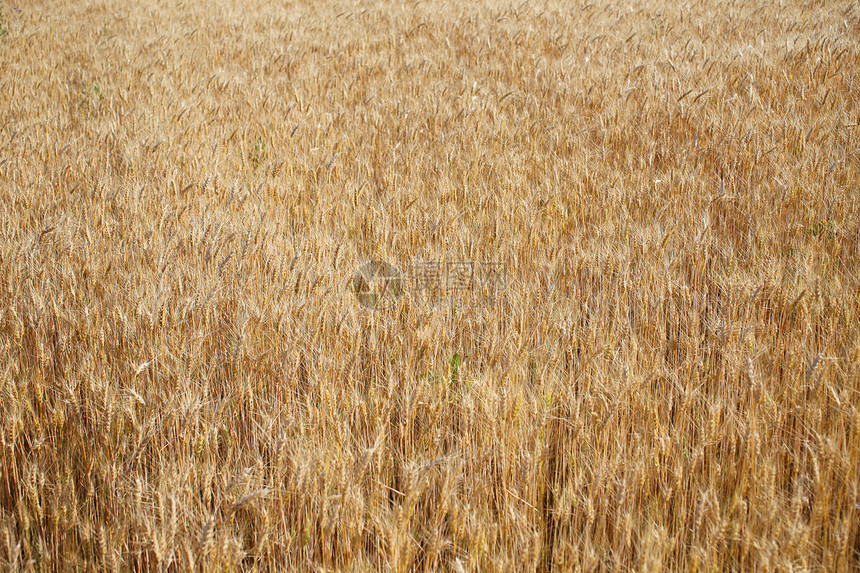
[0,0,859,570]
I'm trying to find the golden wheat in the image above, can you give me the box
[0,0,858,570]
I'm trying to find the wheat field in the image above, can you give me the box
[0,0,858,570]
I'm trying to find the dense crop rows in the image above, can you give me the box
[0,0,858,570]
